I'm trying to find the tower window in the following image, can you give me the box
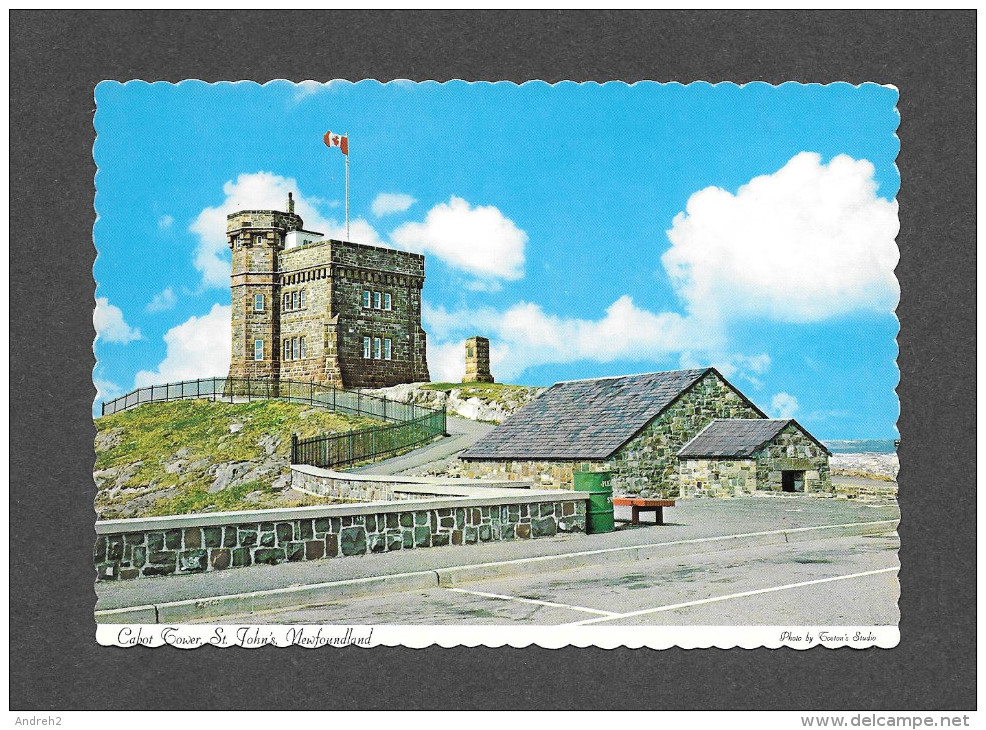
[300,289,307,308]
[283,339,291,360]
[292,290,299,309]
[373,337,382,359]
[373,291,382,309]
[363,336,371,359]
[300,336,307,359]
[384,338,392,360]
[384,293,392,311]
[255,234,264,245]
[254,293,264,312]
[293,337,300,360]
[283,292,290,310]
[362,290,371,308]
[254,339,263,361]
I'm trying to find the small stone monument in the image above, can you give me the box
[463,336,494,383]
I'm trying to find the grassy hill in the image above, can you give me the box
[94,400,381,520]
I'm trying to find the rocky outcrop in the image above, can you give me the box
[365,383,544,423]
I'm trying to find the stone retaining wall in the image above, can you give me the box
[94,494,586,582]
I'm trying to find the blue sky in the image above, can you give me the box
[93,81,899,439]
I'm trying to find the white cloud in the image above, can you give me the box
[146,287,178,313]
[392,196,527,282]
[427,341,468,383]
[134,304,231,386]
[678,351,771,388]
[191,177,525,288]
[158,214,174,229]
[770,392,800,419]
[372,192,417,217]
[189,172,367,288]
[94,377,124,403]
[93,297,142,344]
[662,152,899,323]
[424,296,718,382]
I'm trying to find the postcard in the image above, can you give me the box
[92,80,899,649]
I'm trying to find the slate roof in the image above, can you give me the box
[461,368,714,461]
[677,419,816,458]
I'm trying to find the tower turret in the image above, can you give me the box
[225,203,304,382]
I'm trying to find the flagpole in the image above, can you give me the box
[345,131,350,240]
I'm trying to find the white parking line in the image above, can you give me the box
[446,587,620,617]
[565,566,900,626]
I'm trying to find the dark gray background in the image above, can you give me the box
[9,10,976,711]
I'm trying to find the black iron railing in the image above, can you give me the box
[291,409,447,470]
[100,377,439,423]
[100,377,447,469]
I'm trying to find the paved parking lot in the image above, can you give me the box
[203,531,899,626]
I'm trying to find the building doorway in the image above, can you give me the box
[782,470,805,493]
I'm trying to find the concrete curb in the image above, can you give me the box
[95,519,897,623]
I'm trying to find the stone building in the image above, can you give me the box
[463,336,494,383]
[676,419,832,497]
[459,368,832,498]
[226,194,429,389]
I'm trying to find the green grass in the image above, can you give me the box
[94,399,381,519]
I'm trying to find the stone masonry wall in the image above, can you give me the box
[277,242,336,384]
[94,499,586,582]
[457,459,606,490]
[677,458,758,497]
[754,424,832,492]
[331,242,429,388]
[606,371,763,497]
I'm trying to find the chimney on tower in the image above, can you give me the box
[287,192,295,214]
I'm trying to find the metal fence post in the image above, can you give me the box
[291,433,298,464]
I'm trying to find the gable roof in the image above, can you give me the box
[677,418,831,458]
[461,368,748,461]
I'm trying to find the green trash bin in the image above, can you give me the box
[574,470,614,534]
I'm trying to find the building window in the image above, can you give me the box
[283,339,291,360]
[283,292,290,310]
[292,290,299,309]
[373,337,382,359]
[254,339,263,361]
[362,290,371,308]
[373,291,382,309]
[384,338,392,360]
[363,336,371,359]
[254,293,264,312]
[293,337,300,360]
[384,293,392,311]
[300,289,307,308]
[300,336,307,359]
[255,234,264,245]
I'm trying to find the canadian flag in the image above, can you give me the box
[323,131,349,155]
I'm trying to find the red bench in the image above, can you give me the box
[612,497,675,525]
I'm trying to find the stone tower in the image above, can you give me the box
[463,336,494,383]
[225,193,430,389]
[226,195,304,381]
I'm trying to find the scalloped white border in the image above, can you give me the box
[98,624,899,650]
[93,80,901,652]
